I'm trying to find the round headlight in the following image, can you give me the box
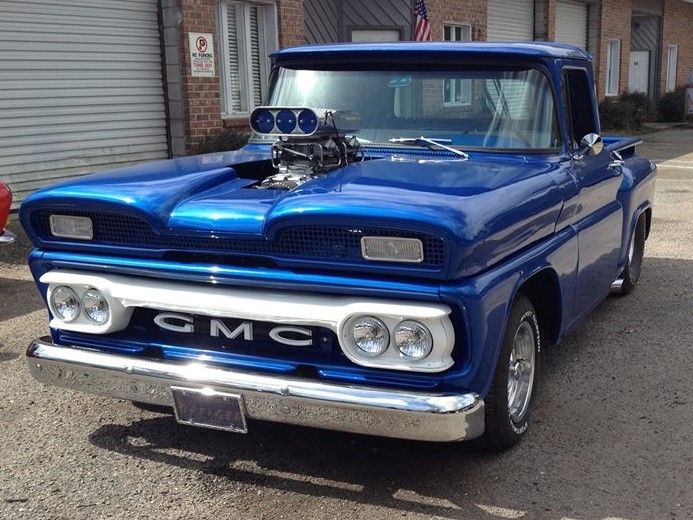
[394,321,433,359]
[351,316,389,356]
[82,288,110,324]
[50,286,81,322]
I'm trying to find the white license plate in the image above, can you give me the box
[171,386,247,433]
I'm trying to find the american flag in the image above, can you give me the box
[414,0,431,41]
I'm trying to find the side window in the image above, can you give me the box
[563,68,598,148]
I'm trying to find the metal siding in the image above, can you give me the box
[555,0,588,50]
[487,0,534,42]
[304,0,340,43]
[304,0,411,43]
[0,0,168,206]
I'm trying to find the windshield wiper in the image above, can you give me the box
[388,136,469,159]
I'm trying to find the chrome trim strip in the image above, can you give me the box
[26,337,484,442]
[610,277,624,292]
[0,230,16,244]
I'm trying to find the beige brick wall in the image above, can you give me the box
[277,0,305,47]
[426,0,488,41]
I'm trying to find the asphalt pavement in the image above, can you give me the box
[1,127,691,520]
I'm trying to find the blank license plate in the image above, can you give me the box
[171,386,247,433]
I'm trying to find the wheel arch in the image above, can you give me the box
[642,206,652,240]
[514,267,562,348]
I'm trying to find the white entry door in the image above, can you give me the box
[629,51,650,94]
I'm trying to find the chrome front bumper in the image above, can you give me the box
[0,229,15,244]
[26,337,484,442]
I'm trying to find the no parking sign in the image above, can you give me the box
[188,32,215,77]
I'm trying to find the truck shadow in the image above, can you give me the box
[89,415,496,519]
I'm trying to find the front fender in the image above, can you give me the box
[441,225,577,396]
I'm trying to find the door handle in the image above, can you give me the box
[608,159,625,173]
[608,151,625,174]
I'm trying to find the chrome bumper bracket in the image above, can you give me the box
[0,230,16,245]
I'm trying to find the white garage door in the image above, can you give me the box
[0,0,169,206]
[487,0,535,42]
[556,0,588,50]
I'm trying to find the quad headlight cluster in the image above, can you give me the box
[49,285,110,325]
[347,315,433,360]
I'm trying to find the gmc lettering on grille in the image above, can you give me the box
[153,312,313,347]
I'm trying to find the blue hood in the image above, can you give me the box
[20,145,566,278]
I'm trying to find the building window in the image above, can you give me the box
[605,39,620,97]
[351,29,400,42]
[443,24,472,106]
[219,1,278,115]
[666,44,678,93]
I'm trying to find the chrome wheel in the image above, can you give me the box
[507,320,536,423]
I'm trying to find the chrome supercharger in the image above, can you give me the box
[250,107,364,190]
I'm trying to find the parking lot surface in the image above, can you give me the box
[1,128,691,520]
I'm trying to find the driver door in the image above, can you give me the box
[563,67,623,320]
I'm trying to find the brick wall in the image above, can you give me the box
[178,0,222,153]
[595,0,632,100]
[659,0,693,93]
[177,0,304,153]
[277,0,305,46]
[425,0,488,41]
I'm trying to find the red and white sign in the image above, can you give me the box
[188,32,215,77]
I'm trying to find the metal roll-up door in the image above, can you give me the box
[556,0,588,50]
[0,0,169,207]
[487,0,535,42]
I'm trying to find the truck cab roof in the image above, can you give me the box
[273,41,592,63]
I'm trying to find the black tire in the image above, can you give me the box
[476,294,540,451]
[616,215,646,295]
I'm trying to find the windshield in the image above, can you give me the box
[262,67,560,151]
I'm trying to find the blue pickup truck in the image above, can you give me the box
[20,42,656,451]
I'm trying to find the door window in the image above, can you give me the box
[563,68,598,148]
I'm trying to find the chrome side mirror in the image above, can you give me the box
[577,133,604,158]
